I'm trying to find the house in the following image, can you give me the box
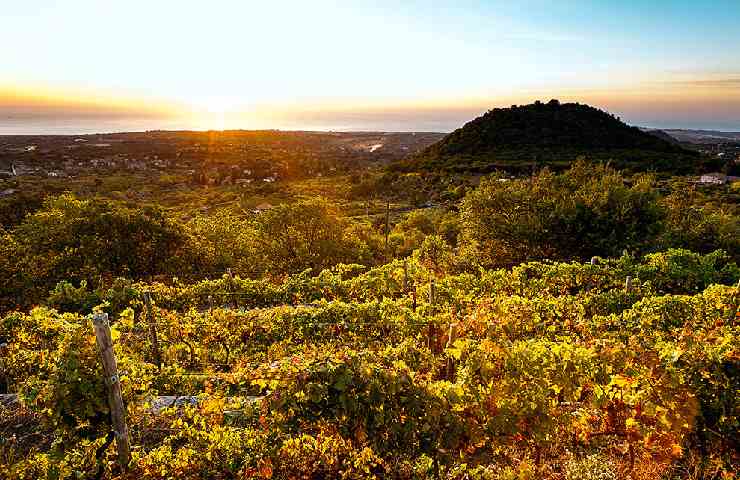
[698,173,727,185]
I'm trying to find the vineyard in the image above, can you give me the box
[1,248,738,479]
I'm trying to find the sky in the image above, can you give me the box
[1,0,740,133]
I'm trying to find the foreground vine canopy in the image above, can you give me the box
[1,248,738,479]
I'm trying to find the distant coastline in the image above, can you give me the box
[1,116,739,138]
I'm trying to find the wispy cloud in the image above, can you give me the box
[666,76,740,88]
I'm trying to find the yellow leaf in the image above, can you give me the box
[670,443,683,458]
[625,417,638,430]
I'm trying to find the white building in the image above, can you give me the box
[698,173,727,185]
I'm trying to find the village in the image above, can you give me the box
[1,130,739,204]
[0,130,444,184]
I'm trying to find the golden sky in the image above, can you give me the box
[2,1,740,133]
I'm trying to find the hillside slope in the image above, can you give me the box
[396,100,703,174]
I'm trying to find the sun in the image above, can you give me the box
[181,94,255,130]
[188,96,237,130]
[190,95,234,115]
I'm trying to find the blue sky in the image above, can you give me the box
[1,0,739,132]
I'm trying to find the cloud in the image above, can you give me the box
[667,76,740,88]
[0,85,182,122]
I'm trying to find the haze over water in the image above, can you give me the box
[0,116,469,136]
[3,113,740,137]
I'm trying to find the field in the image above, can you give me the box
[0,131,739,479]
[1,248,739,479]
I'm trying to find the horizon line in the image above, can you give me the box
[2,123,740,137]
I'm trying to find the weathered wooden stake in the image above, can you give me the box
[730,280,740,323]
[445,309,459,379]
[227,268,238,309]
[445,322,458,350]
[625,276,633,290]
[384,201,390,253]
[144,293,161,369]
[403,260,409,293]
[92,313,131,471]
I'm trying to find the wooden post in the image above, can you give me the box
[144,293,161,369]
[403,260,409,293]
[445,322,458,350]
[729,280,740,324]
[429,279,436,306]
[384,201,390,253]
[92,313,131,470]
[625,276,633,290]
[208,294,214,311]
[228,268,238,309]
[445,306,459,378]
[0,340,8,394]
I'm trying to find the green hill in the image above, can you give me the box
[395,100,705,174]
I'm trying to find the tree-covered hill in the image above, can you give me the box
[395,100,708,174]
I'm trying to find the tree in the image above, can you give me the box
[253,199,362,275]
[414,234,453,277]
[660,188,740,260]
[460,162,662,267]
[185,213,260,277]
[5,195,190,305]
